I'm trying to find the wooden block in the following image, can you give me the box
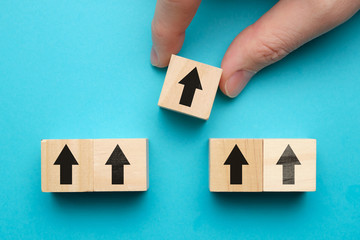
[158,55,222,120]
[42,139,148,192]
[93,139,148,191]
[41,139,94,192]
[209,139,263,192]
[263,139,316,192]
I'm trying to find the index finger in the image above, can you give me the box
[151,0,202,67]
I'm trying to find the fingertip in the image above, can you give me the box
[150,0,201,68]
[220,70,255,98]
[150,46,171,68]
[150,47,159,67]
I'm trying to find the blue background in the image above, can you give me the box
[1,0,359,239]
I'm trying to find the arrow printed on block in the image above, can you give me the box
[178,67,202,107]
[106,145,130,185]
[224,144,249,184]
[276,144,301,185]
[54,145,79,184]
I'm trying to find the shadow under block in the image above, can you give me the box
[41,139,148,192]
[41,139,94,192]
[209,139,263,192]
[94,139,148,191]
[263,139,316,192]
[158,55,222,120]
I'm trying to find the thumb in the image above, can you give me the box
[220,0,360,98]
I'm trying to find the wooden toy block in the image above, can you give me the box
[209,139,263,192]
[93,139,148,191]
[41,139,94,192]
[263,139,316,192]
[41,139,148,192]
[158,55,222,120]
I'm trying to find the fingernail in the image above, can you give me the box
[150,46,159,66]
[225,70,255,98]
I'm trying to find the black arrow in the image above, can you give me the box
[276,144,301,184]
[54,144,79,184]
[178,67,202,107]
[105,145,130,184]
[224,144,249,184]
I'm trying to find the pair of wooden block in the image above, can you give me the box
[41,139,148,192]
[210,139,316,192]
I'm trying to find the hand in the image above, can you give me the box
[151,0,359,98]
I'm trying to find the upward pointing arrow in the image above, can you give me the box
[54,145,79,184]
[105,145,130,184]
[276,144,301,184]
[224,144,249,184]
[178,67,202,107]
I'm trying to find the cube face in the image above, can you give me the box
[209,139,263,192]
[93,139,148,191]
[263,139,316,192]
[158,55,222,120]
[41,139,94,192]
